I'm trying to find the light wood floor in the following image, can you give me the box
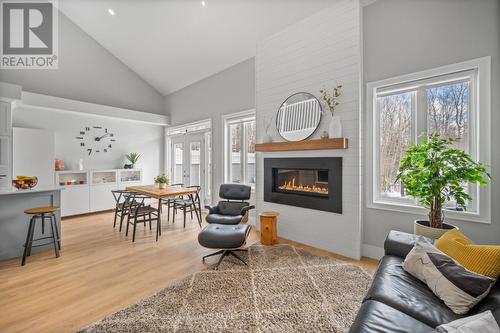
[0,207,378,333]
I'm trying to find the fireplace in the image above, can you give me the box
[264,157,342,213]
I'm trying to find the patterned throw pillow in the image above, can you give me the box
[435,229,500,279]
[403,237,496,315]
[431,311,500,333]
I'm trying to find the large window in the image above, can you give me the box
[224,110,256,189]
[367,57,491,222]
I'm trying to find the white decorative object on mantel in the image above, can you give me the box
[329,114,342,138]
[262,115,273,143]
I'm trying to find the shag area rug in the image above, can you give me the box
[79,244,372,333]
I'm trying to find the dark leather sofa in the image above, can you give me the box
[349,230,500,333]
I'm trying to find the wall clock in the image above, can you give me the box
[75,126,116,155]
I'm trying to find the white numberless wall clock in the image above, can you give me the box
[75,126,116,155]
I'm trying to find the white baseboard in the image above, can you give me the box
[361,243,384,260]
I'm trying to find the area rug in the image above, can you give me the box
[78,244,372,333]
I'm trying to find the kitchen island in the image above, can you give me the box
[0,186,62,261]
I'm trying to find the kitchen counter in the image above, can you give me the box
[0,186,62,261]
[0,185,63,196]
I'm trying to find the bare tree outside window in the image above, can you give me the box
[378,92,412,197]
[427,82,469,152]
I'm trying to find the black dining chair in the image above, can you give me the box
[124,193,162,242]
[111,189,140,232]
[160,183,184,222]
[171,185,202,228]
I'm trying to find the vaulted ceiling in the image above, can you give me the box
[58,0,334,95]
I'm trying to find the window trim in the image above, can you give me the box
[223,109,256,188]
[366,57,491,224]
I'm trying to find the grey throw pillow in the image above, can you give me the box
[403,236,495,315]
[431,311,499,333]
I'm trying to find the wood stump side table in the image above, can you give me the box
[259,211,279,246]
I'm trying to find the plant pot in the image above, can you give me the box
[414,219,458,239]
[158,183,167,189]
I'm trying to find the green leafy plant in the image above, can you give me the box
[319,83,343,116]
[126,152,141,165]
[396,133,490,229]
[154,174,170,184]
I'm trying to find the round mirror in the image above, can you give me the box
[276,92,323,141]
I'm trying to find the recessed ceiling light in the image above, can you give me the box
[108,8,115,16]
[201,1,206,7]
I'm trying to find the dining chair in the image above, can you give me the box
[111,190,140,231]
[172,185,202,228]
[125,193,162,242]
[160,183,184,222]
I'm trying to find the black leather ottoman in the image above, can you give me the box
[198,223,251,270]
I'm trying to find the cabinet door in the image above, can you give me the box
[61,186,90,217]
[0,102,11,136]
[0,165,9,189]
[90,184,118,212]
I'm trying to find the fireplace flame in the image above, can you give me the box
[278,178,328,194]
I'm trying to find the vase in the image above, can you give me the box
[328,114,342,138]
[159,183,166,189]
[262,133,273,143]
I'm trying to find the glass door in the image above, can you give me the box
[170,133,208,204]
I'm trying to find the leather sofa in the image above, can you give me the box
[349,230,500,333]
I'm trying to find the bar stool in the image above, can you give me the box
[22,206,61,266]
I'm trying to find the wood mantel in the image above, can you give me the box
[255,138,348,152]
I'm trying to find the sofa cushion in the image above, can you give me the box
[364,255,463,327]
[471,280,500,326]
[348,300,433,333]
[435,229,500,279]
[432,311,499,333]
[403,237,496,315]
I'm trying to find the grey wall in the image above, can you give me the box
[0,12,164,115]
[363,0,500,249]
[164,58,255,201]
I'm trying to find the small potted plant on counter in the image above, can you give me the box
[396,133,490,238]
[154,174,170,189]
[125,152,141,169]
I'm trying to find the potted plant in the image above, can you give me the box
[396,133,490,238]
[125,152,140,169]
[154,174,170,189]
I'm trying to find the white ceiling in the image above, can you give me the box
[58,0,334,95]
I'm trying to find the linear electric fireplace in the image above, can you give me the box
[264,157,342,213]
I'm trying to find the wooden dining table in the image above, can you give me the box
[125,185,202,225]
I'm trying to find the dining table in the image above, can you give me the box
[125,185,202,225]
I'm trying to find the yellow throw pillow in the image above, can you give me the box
[435,229,500,279]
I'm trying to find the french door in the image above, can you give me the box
[170,132,209,204]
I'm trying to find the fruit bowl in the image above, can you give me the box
[13,176,38,189]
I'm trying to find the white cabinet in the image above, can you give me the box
[0,101,12,190]
[61,185,90,217]
[0,102,11,136]
[56,169,141,217]
[90,170,118,211]
[90,184,118,211]
[118,169,143,190]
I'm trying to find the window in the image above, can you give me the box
[367,57,491,223]
[224,110,256,189]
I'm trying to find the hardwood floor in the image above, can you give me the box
[0,206,378,333]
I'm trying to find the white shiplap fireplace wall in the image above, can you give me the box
[255,0,362,259]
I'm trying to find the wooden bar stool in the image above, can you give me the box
[22,206,61,266]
